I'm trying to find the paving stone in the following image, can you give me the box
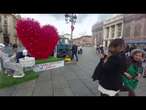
[0,47,145,96]
[67,79,94,96]
[0,86,16,96]
[63,71,78,81]
[37,71,51,82]
[32,81,53,96]
[52,78,70,89]
[12,80,36,96]
[53,88,74,96]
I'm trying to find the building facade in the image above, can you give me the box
[103,15,124,47]
[73,36,94,47]
[123,14,146,48]
[92,22,103,47]
[92,14,146,48]
[0,14,21,45]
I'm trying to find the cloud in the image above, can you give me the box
[49,14,92,24]
[20,14,116,38]
[97,14,113,22]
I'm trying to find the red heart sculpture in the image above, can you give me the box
[16,18,59,60]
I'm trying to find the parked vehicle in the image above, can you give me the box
[57,37,72,58]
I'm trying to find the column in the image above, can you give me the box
[121,23,124,38]
[103,27,106,40]
[103,27,106,47]
[103,40,105,47]
[108,26,112,46]
[115,24,117,38]
[107,40,110,47]
[109,26,112,39]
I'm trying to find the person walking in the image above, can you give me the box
[122,49,145,96]
[71,44,78,62]
[99,46,104,54]
[92,39,127,96]
[96,45,100,55]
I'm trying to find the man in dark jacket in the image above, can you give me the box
[92,39,128,96]
[72,44,78,62]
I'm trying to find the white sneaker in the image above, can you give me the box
[13,73,25,78]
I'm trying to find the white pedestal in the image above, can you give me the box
[19,57,35,68]
[33,60,64,72]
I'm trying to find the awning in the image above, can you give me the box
[125,40,146,44]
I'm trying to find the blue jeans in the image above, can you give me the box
[72,52,78,61]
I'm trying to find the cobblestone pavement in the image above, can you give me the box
[0,47,145,96]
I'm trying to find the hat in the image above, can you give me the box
[131,49,146,57]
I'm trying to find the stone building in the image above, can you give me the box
[92,22,103,47]
[92,14,146,48]
[123,14,146,48]
[0,14,21,45]
[103,15,124,47]
[73,36,94,47]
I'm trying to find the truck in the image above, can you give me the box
[56,37,72,61]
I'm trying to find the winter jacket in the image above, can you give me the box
[92,52,127,91]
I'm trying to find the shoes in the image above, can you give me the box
[13,73,25,78]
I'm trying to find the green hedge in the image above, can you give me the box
[36,56,63,64]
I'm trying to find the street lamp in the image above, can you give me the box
[65,14,77,43]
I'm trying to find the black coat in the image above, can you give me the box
[72,45,78,54]
[92,52,127,91]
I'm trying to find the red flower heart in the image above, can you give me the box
[16,18,59,60]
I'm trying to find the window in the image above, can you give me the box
[4,24,8,34]
[106,27,109,38]
[144,22,146,35]
[124,25,131,37]
[117,23,122,37]
[134,23,141,37]
[111,26,115,38]
[105,41,108,47]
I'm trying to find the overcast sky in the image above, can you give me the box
[20,14,119,38]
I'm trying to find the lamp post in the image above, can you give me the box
[65,14,77,44]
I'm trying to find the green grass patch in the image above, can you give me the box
[0,70,39,89]
[36,56,63,64]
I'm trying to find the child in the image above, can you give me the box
[122,49,145,96]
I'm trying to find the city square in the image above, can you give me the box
[0,14,146,96]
